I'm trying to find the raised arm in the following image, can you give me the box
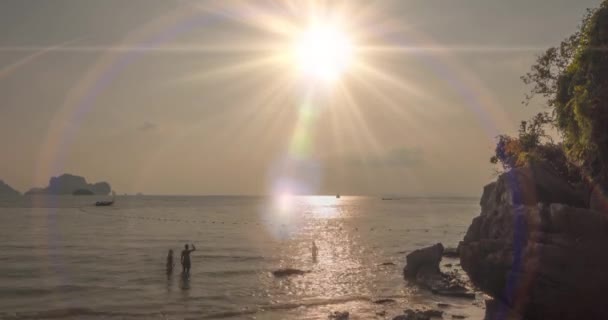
[191,244,196,252]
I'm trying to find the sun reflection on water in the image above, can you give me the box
[261,195,376,312]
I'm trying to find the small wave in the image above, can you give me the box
[0,285,89,298]
[202,269,260,277]
[200,295,408,319]
[0,284,141,298]
[198,254,265,262]
[0,307,159,320]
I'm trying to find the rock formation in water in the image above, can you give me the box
[0,180,20,196]
[24,174,111,195]
[403,243,475,299]
[459,162,608,319]
[271,268,310,277]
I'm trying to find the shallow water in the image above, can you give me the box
[0,196,485,319]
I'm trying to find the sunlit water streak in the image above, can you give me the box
[0,195,485,320]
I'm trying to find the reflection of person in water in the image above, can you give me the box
[311,241,318,263]
[181,244,196,274]
[166,249,175,276]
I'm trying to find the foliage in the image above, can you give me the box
[492,1,608,186]
[520,1,608,181]
[490,112,553,170]
[490,112,581,183]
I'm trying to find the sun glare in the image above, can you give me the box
[291,23,355,83]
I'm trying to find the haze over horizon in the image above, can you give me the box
[0,0,601,196]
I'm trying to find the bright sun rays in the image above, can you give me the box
[165,0,505,215]
[290,22,355,84]
[183,1,430,205]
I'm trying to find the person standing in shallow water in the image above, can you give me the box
[181,244,196,275]
[166,249,175,275]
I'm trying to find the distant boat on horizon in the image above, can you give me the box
[336,194,340,199]
[95,200,114,206]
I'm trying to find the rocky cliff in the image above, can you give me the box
[0,180,20,196]
[25,174,111,195]
[459,162,608,319]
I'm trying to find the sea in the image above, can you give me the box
[0,195,486,320]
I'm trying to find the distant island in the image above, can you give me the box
[73,188,95,196]
[0,180,20,196]
[25,174,111,196]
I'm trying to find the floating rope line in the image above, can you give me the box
[77,206,448,234]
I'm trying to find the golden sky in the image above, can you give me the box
[0,0,601,195]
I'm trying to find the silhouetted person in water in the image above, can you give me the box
[166,249,175,275]
[181,244,196,275]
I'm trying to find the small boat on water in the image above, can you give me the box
[95,200,114,206]
[336,194,341,199]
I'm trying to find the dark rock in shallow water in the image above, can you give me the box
[328,311,349,319]
[394,308,443,320]
[272,268,309,277]
[403,244,475,299]
[403,243,443,279]
[380,262,396,266]
[432,288,475,299]
[373,298,395,304]
[460,162,608,319]
[420,309,443,318]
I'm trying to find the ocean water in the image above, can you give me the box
[0,196,485,320]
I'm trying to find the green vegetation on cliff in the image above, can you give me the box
[492,1,608,186]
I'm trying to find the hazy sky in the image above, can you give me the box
[0,0,601,196]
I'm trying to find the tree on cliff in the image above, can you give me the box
[492,1,608,186]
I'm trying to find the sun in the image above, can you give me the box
[291,22,355,84]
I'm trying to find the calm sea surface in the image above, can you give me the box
[0,196,485,319]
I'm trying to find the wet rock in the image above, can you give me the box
[460,162,608,319]
[432,289,475,299]
[272,268,309,277]
[403,243,443,279]
[442,247,459,258]
[396,308,443,320]
[328,311,349,319]
[404,244,475,299]
[374,298,396,304]
[484,299,523,320]
[380,262,396,266]
[421,309,443,318]
[589,183,608,213]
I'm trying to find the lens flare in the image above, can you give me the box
[291,23,355,83]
